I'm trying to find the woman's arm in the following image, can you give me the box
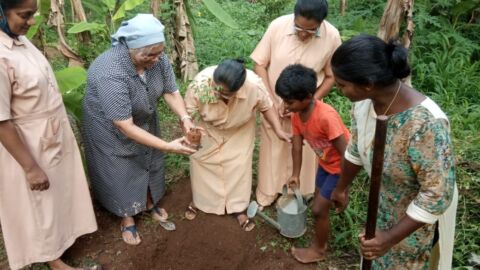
[330,158,362,213]
[261,108,291,142]
[313,73,335,100]
[253,63,274,98]
[163,91,195,132]
[360,216,425,260]
[0,120,50,190]
[113,117,195,154]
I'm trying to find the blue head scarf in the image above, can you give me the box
[111,14,165,49]
[0,4,15,37]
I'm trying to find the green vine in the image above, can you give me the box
[192,77,219,104]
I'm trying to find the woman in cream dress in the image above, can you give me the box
[184,59,291,230]
[0,0,97,269]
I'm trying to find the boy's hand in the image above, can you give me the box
[279,102,292,118]
[331,187,349,213]
[287,176,300,189]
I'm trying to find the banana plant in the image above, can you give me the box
[54,67,88,121]
[201,0,239,29]
[112,0,146,21]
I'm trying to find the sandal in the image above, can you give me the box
[240,218,255,232]
[235,212,255,232]
[151,206,176,231]
[184,203,198,220]
[121,225,141,245]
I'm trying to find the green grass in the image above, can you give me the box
[188,0,271,69]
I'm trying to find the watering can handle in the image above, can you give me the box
[293,188,305,212]
[282,184,289,196]
[282,185,305,212]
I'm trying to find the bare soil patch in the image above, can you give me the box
[64,178,318,270]
[1,177,358,270]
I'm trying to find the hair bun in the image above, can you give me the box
[387,39,411,79]
[234,58,245,65]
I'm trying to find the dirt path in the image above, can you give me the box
[0,178,358,270]
[64,178,319,270]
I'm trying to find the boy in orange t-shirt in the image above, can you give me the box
[276,64,350,263]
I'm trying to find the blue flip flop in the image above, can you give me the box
[121,225,141,245]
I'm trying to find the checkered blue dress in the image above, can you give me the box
[82,44,177,217]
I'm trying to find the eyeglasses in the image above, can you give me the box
[293,25,319,35]
[212,85,235,98]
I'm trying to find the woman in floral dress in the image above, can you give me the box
[330,35,457,269]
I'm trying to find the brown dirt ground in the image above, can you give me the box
[0,177,358,270]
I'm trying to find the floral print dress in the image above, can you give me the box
[345,98,457,269]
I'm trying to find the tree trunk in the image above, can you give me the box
[340,0,347,16]
[378,0,414,85]
[48,0,84,67]
[70,0,91,43]
[402,0,414,49]
[173,0,199,82]
[151,0,162,17]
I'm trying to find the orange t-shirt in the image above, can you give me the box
[292,100,350,174]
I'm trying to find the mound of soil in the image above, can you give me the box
[65,178,318,270]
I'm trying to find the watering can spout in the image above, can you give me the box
[247,201,281,230]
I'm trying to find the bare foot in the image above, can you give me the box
[151,207,169,222]
[291,246,326,264]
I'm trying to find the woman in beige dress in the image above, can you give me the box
[250,0,342,207]
[0,0,98,269]
[183,59,291,230]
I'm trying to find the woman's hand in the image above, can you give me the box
[359,229,394,260]
[287,176,300,189]
[167,137,197,154]
[181,118,196,134]
[25,165,50,191]
[275,129,292,143]
[330,187,349,213]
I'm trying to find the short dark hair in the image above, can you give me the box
[294,0,328,23]
[213,59,246,92]
[331,34,411,87]
[0,0,24,11]
[275,64,317,100]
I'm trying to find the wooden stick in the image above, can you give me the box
[362,115,389,270]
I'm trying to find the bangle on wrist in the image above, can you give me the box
[180,115,192,122]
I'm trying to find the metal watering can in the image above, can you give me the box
[247,185,307,238]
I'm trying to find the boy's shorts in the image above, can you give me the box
[315,166,340,200]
